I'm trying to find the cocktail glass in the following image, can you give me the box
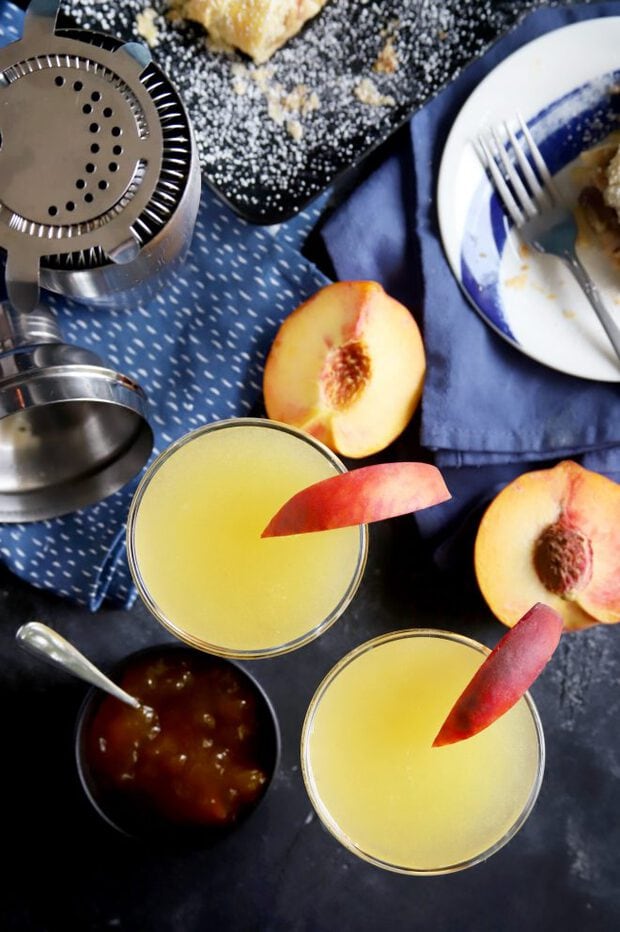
[301,629,545,874]
[127,418,368,659]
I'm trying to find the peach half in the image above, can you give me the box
[474,461,620,631]
[263,281,425,458]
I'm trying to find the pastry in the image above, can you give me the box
[575,132,620,266]
[181,0,329,63]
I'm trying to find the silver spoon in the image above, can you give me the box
[16,621,143,711]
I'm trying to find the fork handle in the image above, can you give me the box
[561,252,620,363]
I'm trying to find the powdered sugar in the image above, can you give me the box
[65,1,544,223]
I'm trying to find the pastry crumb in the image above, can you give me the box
[252,66,276,93]
[283,85,307,111]
[231,75,248,95]
[136,7,160,48]
[245,68,320,129]
[604,146,620,218]
[287,119,304,142]
[373,37,399,74]
[230,61,249,95]
[267,95,286,125]
[283,85,320,115]
[504,272,528,290]
[354,78,395,108]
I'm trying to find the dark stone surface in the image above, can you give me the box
[2,4,619,927]
[2,502,619,932]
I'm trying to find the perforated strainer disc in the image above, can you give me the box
[0,0,200,309]
[1,57,157,233]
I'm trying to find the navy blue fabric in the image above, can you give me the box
[323,3,620,553]
[0,2,329,609]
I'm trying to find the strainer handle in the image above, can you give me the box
[4,252,41,315]
[23,0,59,41]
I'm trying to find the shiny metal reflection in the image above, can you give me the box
[0,301,152,521]
[0,0,201,312]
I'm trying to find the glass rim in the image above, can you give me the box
[300,627,546,875]
[126,417,369,659]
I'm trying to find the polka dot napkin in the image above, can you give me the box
[0,1,328,610]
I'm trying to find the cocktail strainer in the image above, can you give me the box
[0,0,202,521]
[0,0,201,309]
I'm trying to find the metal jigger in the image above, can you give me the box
[0,299,153,521]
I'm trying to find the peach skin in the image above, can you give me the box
[433,603,563,747]
[262,462,450,536]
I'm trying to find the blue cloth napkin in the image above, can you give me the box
[0,1,329,609]
[323,2,620,552]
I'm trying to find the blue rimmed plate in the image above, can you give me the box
[438,18,620,383]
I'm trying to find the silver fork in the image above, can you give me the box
[478,114,620,364]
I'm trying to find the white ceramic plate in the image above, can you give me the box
[438,17,620,382]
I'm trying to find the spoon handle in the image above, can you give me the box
[16,621,141,710]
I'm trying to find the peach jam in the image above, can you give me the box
[80,649,278,838]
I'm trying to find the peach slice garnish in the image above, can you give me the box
[474,460,620,631]
[263,281,426,458]
[433,603,563,748]
[261,462,450,537]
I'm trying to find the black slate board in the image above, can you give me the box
[63,0,552,224]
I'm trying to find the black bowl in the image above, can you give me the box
[75,644,280,846]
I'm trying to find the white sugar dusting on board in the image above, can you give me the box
[64,1,545,221]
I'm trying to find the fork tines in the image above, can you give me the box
[477,114,560,227]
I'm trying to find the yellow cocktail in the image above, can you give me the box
[127,419,367,658]
[301,630,544,873]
